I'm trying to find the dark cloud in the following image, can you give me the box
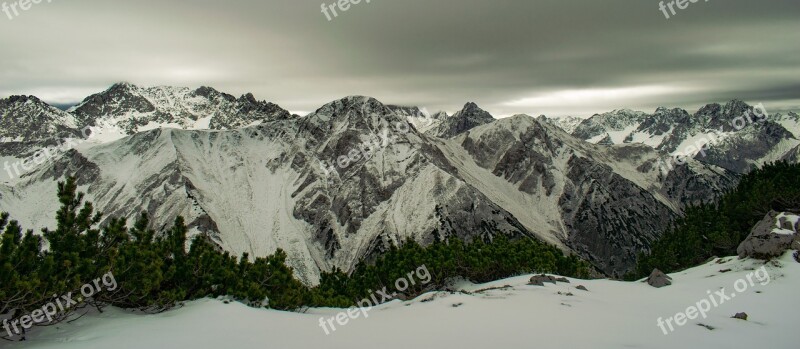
[0,0,797,117]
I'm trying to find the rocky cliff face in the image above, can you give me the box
[449,115,734,277]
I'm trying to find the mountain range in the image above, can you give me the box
[2,83,797,283]
[544,102,800,174]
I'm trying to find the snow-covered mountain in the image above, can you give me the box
[386,105,446,134]
[770,111,800,138]
[441,114,734,274]
[540,115,584,134]
[425,102,495,138]
[69,83,291,141]
[572,109,649,145]
[0,95,79,144]
[566,100,800,173]
[0,94,739,283]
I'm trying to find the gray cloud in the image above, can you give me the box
[0,0,797,117]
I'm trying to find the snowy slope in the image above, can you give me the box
[12,252,799,349]
[572,109,648,145]
[540,115,584,134]
[386,105,444,134]
[769,111,800,138]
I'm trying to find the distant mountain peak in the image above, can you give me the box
[69,83,290,135]
[1,95,79,142]
[424,102,495,138]
[540,115,585,134]
[722,99,752,116]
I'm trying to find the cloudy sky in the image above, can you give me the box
[0,0,798,117]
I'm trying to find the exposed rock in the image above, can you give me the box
[698,323,715,331]
[576,285,588,291]
[528,274,560,286]
[737,211,800,259]
[0,95,80,147]
[571,109,648,142]
[425,102,494,138]
[540,115,584,134]
[71,83,291,134]
[569,100,800,174]
[732,312,748,321]
[646,269,672,288]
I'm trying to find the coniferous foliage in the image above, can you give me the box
[310,237,590,306]
[1,176,590,334]
[630,161,800,280]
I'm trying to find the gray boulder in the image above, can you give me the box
[737,211,800,259]
[528,274,561,286]
[646,269,672,288]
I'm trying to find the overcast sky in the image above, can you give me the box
[0,0,798,117]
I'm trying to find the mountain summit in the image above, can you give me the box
[0,95,79,143]
[70,82,291,136]
[425,102,495,138]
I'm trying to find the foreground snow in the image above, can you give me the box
[11,253,799,349]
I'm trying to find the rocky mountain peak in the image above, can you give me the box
[69,83,291,133]
[5,95,43,105]
[696,102,722,118]
[108,81,136,92]
[457,102,493,120]
[239,92,258,105]
[386,105,423,117]
[424,102,495,138]
[1,95,79,142]
[652,106,690,117]
[315,96,390,118]
[722,99,752,117]
[304,96,407,138]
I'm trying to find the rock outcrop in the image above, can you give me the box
[737,211,800,259]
